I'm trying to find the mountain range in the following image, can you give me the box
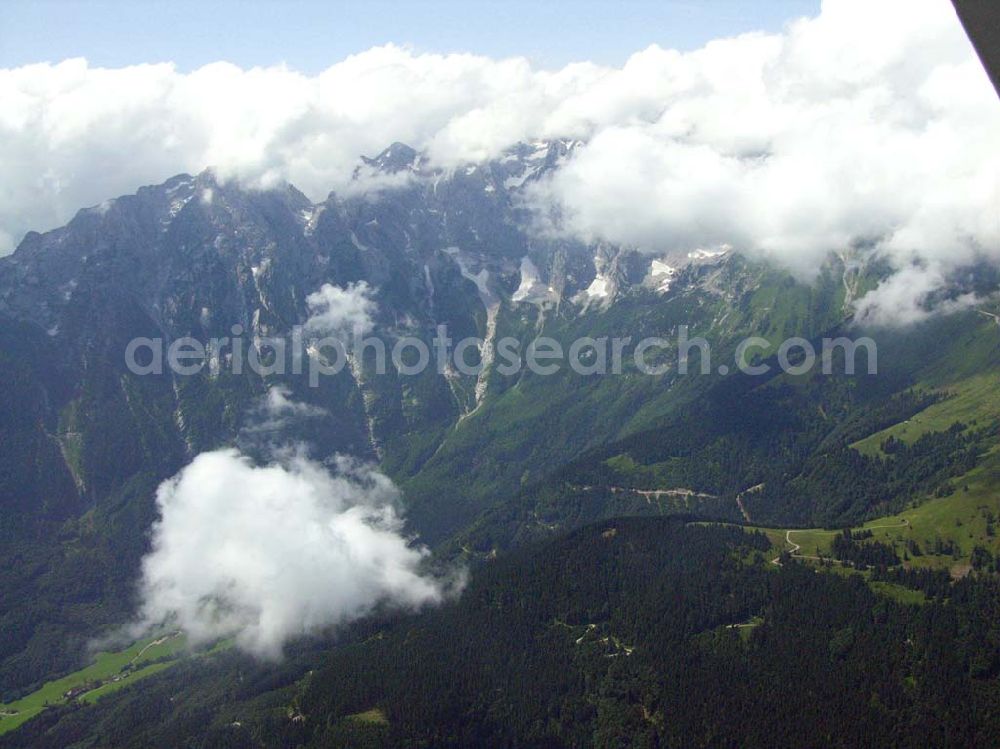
[0,141,999,746]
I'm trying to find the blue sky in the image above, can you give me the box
[0,0,821,71]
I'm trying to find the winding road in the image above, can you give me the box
[770,519,910,566]
[130,631,182,664]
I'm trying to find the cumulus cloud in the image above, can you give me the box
[305,282,377,338]
[134,447,459,658]
[527,1,1000,312]
[1,0,997,319]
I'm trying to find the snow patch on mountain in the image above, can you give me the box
[585,275,610,299]
[688,245,730,262]
[648,259,677,293]
[512,256,558,306]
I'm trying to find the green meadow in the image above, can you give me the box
[0,633,187,735]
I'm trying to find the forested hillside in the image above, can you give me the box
[7,518,1000,748]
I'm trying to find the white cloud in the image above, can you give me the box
[852,262,980,327]
[240,385,327,437]
[1,0,997,318]
[134,447,459,658]
[305,282,377,337]
[530,2,999,282]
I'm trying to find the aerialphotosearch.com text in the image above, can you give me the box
[125,325,877,385]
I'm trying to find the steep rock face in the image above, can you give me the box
[0,139,621,343]
[0,140,729,499]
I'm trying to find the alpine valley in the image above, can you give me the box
[1,140,999,747]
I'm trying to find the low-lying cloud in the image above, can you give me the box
[2,0,997,323]
[305,282,377,338]
[852,261,980,328]
[134,446,458,658]
[239,384,328,437]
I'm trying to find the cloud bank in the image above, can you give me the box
[135,447,457,657]
[2,0,997,321]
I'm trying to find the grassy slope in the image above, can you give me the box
[716,310,999,584]
[785,446,1000,569]
[735,309,1000,572]
[839,320,1000,568]
[852,371,1000,457]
